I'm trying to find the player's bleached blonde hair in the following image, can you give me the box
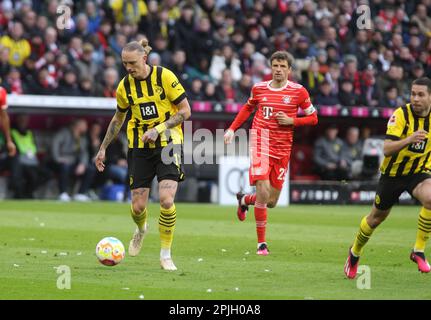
[123,38,152,55]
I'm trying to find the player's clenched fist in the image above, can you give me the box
[409,130,428,144]
[95,149,106,172]
[224,129,234,144]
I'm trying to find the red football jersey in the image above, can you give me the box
[0,87,7,110]
[248,80,316,159]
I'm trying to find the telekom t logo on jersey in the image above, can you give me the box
[262,106,273,119]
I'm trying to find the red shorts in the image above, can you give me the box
[249,155,290,190]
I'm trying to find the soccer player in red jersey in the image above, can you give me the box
[0,86,16,157]
[224,51,318,255]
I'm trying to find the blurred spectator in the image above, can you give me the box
[245,25,270,56]
[97,67,118,98]
[359,64,380,106]
[57,68,81,96]
[346,30,370,70]
[325,62,341,95]
[378,63,408,101]
[88,120,103,163]
[314,124,348,181]
[148,52,161,66]
[365,48,383,72]
[192,16,216,69]
[411,3,431,37]
[378,85,403,108]
[204,81,217,101]
[230,27,245,52]
[174,3,195,64]
[0,21,31,67]
[341,56,361,95]
[209,44,242,84]
[105,132,128,185]
[67,37,83,64]
[215,69,237,102]
[220,0,243,27]
[397,46,414,74]
[10,114,51,198]
[4,68,24,94]
[73,13,92,43]
[293,36,312,60]
[111,0,147,25]
[26,67,56,95]
[341,126,363,180]
[73,43,100,83]
[51,119,95,202]
[314,80,340,106]
[21,9,37,38]
[235,74,253,104]
[0,48,11,79]
[43,27,60,56]
[408,63,426,88]
[338,79,359,107]
[272,27,290,52]
[85,1,102,34]
[188,78,205,101]
[79,76,96,97]
[152,34,172,66]
[168,49,190,88]
[301,59,324,98]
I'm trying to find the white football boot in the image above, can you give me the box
[128,223,148,257]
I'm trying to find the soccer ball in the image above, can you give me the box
[95,237,125,266]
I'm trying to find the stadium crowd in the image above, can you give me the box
[0,0,431,200]
[0,0,429,105]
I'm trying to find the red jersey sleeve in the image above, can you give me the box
[246,85,259,107]
[298,86,314,114]
[228,85,258,131]
[0,87,7,110]
[294,86,318,127]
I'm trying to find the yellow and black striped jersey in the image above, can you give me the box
[380,103,431,177]
[116,65,187,149]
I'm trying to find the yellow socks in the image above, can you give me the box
[131,205,147,232]
[414,207,431,252]
[352,216,375,256]
[159,204,176,251]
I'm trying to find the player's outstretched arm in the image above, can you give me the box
[224,103,256,144]
[95,111,127,172]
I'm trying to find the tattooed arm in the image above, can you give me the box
[142,98,191,143]
[95,110,127,172]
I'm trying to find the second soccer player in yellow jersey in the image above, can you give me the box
[95,39,191,271]
[344,77,431,278]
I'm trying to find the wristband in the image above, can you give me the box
[155,123,167,134]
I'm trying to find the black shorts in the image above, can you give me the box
[374,173,431,210]
[127,144,185,189]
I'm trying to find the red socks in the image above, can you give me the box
[254,201,267,243]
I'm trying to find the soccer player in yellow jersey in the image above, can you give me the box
[345,77,431,278]
[95,39,191,271]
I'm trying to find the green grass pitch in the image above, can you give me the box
[1,201,430,300]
